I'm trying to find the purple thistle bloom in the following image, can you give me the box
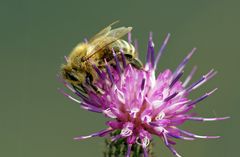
[60,32,229,157]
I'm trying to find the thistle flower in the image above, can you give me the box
[59,32,229,157]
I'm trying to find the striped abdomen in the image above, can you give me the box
[107,39,142,69]
[109,39,136,57]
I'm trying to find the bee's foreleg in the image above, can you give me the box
[72,84,88,98]
[130,58,143,69]
[86,74,104,94]
[122,53,143,69]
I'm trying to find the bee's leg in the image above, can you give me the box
[91,84,104,94]
[71,84,84,93]
[122,54,143,69]
[86,74,104,94]
[130,58,143,69]
[124,55,143,69]
[72,84,88,98]
[79,84,88,94]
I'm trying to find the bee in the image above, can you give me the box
[61,22,143,93]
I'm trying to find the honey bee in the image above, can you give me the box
[61,22,143,93]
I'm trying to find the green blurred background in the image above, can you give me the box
[1,0,238,156]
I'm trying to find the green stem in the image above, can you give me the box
[103,131,154,157]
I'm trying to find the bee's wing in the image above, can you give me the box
[85,26,132,60]
[88,21,119,43]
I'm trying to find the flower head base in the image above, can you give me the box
[60,32,229,157]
